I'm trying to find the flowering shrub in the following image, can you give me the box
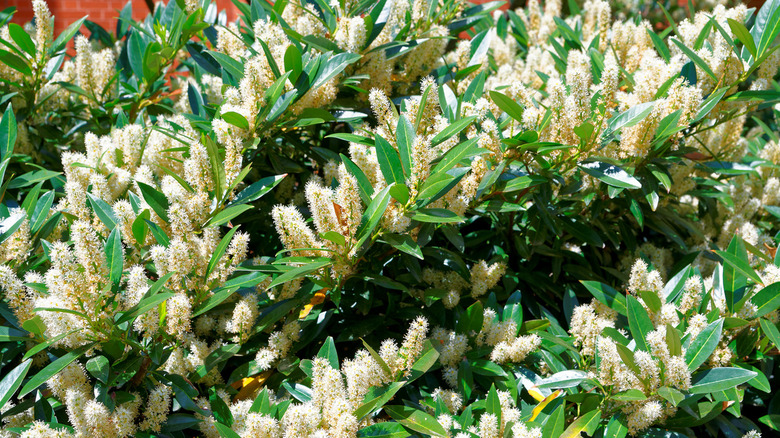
[0,0,780,436]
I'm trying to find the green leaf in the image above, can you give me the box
[685,318,723,371]
[22,332,72,360]
[404,342,438,382]
[119,292,175,325]
[646,28,670,62]
[192,285,240,318]
[194,344,241,380]
[375,134,405,185]
[0,214,26,246]
[86,356,110,383]
[137,182,170,223]
[0,326,31,342]
[752,282,780,318]
[132,210,151,245]
[214,422,241,438]
[116,272,175,324]
[671,38,717,80]
[603,413,628,438]
[666,324,682,356]
[715,248,762,285]
[383,233,423,259]
[30,191,54,235]
[204,135,226,200]
[760,318,780,350]
[267,261,331,289]
[0,49,31,75]
[360,337,393,377]
[384,405,447,437]
[638,290,662,313]
[692,87,728,124]
[207,204,253,227]
[0,103,17,161]
[354,382,406,421]
[340,154,373,205]
[601,101,655,144]
[487,384,501,426]
[222,111,250,130]
[208,50,245,80]
[431,137,482,175]
[580,162,641,189]
[353,185,393,252]
[51,16,86,53]
[230,174,286,206]
[612,389,647,401]
[417,168,469,205]
[8,23,35,57]
[561,409,601,438]
[126,31,145,80]
[430,116,476,146]
[105,227,123,287]
[0,359,32,409]
[489,90,524,122]
[627,295,654,351]
[727,18,757,59]
[310,52,361,90]
[317,336,339,369]
[751,0,780,58]
[396,115,414,177]
[411,208,463,223]
[284,44,303,80]
[537,370,588,389]
[19,344,92,397]
[689,367,757,394]
[543,404,566,438]
[206,226,240,281]
[357,417,408,437]
[657,386,685,406]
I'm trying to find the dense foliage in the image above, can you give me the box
[1,0,780,436]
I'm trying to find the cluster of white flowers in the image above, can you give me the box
[442,389,530,438]
[566,253,780,434]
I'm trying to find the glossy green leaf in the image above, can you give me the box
[267,261,331,289]
[581,280,627,316]
[581,162,641,189]
[396,115,414,176]
[375,134,405,185]
[105,227,123,287]
[430,116,476,146]
[685,318,723,371]
[19,344,92,397]
[230,174,286,206]
[137,182,170,223]
[0,359,32,409]
[411,208,463,223]
[0,103,17,161]
[384,405,447,437]
[489,90,524,122]
[8,23,35,56]
[627,295,654,351]
[751,282,780,317]
[689,367,757,394]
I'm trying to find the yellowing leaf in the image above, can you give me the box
[530,389,561,420]
[231,371,272,401]
[299,289,328,319]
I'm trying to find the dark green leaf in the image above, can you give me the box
[137,182,170,223]
[627,295,654,351]
[689,367,757,394]
[19,344,92,397]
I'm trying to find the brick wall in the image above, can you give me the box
[5,0,240,35]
